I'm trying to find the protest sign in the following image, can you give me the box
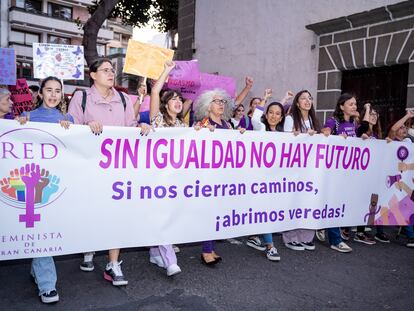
[123,40,174,80]
[33,43,84,80]
[0,48,16,85]
[8,79,33,116]
[1,121,413,260]
[195,73,236,102]
[166,60,201,101]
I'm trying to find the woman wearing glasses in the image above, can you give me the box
[69,58,150,287]
[194,88,244,265]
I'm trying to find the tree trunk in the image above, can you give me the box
[83,0,119,66]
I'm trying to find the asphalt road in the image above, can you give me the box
[0,228,413,311]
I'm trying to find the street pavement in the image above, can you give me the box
[0,228,413,311]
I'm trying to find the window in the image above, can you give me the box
[113,32,121,41]
[48,35,71,45]
[16,0,42,12]
[48,2,72,19]
[22,62,33,79]
[10,30,40,45]
[97,44,106,57]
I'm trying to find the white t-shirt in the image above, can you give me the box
[283,115,311,133]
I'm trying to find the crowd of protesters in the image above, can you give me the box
[1,58,413,304]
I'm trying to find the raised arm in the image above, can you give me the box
[234,76,254,106]
[388,110,414,139]
[150,60,175,120]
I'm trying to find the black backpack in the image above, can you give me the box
[79,89,127,113]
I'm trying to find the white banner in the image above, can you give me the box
[0,121,413,260]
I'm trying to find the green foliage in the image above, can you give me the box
[89,0,177,31]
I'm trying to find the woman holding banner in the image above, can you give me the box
[282,90,320,252]
[68,58,151,286]
[246,88,285,261]
[16,76,74,304]
[318,93,360,252]
[146,60,187,277]
[0,88,14,120]
[194,87,245,265]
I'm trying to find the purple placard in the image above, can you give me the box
[166,60,201,101]
[0,48,17,85]
[195,72,236,100]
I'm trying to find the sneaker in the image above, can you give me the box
[149,255,165,268]
[354,232,376,245]
[40,290,59,304]
[172,245,180,253]
[246,236,266,251]
[330,242,352,253]
[374,232,390,243]
[316,230,326,242]
[266,247,281,261]
[104,261,128,286]
[285,241,305,251]
[166,264,182,276]
[301,241,316,251]
[80,252,95,272]
[340,229,350,241]
[407,238,414,248]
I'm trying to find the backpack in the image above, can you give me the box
[79,89,126,113]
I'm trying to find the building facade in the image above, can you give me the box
[0,0,133,93]
[176,0,414,127]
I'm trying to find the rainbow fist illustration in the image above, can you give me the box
[0,163,61,228]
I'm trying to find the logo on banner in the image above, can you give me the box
[0,128,66,228]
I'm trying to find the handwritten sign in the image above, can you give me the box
[123,40,174,79]
[0,48,16,85]
[33,43,84,80]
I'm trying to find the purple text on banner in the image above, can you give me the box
[165,60,201,102]
[0,48,17,85]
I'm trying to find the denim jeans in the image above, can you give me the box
[31,257,57,295]
[262,233,273,245]
[327,227,342,246]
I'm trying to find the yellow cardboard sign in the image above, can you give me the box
[123,40,174,79]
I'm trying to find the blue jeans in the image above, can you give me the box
[262,233,273,245]
[31,257,57,295]
[405,226,414,238]
[327,227,342,246]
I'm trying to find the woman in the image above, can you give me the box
[194,88,244,265]
[230,104,245,129]
[69,58,150,286]
[0,88,14,120]
[356,103,387,243]
[238,97,260,130]
[17,76,73,304]
[246,88,284,261]
[282,90,320,251]
[320,93,359,253]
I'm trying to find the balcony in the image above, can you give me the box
[9,43,33,58]
[9,7,113,41]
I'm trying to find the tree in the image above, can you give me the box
[83,0,178,66]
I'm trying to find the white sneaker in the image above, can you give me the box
[104,261,128,286]
[149,255,165,268]
[40,290,59,304]
[166,264,181,276]
[266,247,281,261]
[80,252,95,272]
[330,242,352,253]
[285,242,305,251]
[172,245,180,253]
[316,230,326,242]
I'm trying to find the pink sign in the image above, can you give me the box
[166,60,201,101]
[8,79,34,117]
[196,73,236,99]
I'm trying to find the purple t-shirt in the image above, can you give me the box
[238,115,253,130]
[324,117,356,137]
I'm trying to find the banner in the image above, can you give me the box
[0,121,413,260]
[123,40,174,80]
[0,48,16,85]
[166,60,201,101]
[8,79,33,117]
[33,43,84,80]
